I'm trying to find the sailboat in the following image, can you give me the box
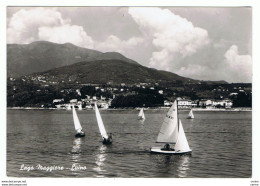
[78,104,83,110]
[72,105,85,138]
[138,108,145,120]
[187,109,194,119]
[150,100,192,154]
[94,103,112,145]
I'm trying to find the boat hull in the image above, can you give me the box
[102,138,112,145]
[150,147,192,155]
[102,141,112,145]
[75,133,85,138]
[186,116,194,119]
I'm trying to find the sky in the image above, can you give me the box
[6,7,252,83]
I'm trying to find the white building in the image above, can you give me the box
[212,99,233,108]
[199,99,212,107]
[164,100,172,106]
[178,99,192,108]
[158,90,163,94]
[98,101,109,109]
[53,99,64,104]
[199,99,233,108]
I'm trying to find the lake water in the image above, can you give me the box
[7,109,252,178]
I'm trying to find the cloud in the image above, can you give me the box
[38,25,93,48]
[175,45,252,83]
[176,64,208,79]
[128,7,210,70]
[149,49,173,71]
[94,35,144,53]
[223,45,252,82]
[7,7,93,48]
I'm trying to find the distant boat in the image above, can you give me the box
[72,105,85,138]
[78,104,82,110]
[94,103,112,145]
[138,108,145,120]
[187,109,194,119]
[150,100,192,154]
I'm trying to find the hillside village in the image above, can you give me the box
[8,75,252,110]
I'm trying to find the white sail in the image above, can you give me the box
[72,106,82,132]
[187,109,194,119]
[174,120,191,152]
[94,103,108,139]
[78,104,82,110]
[138,108,145,120]
[156,100,179,144]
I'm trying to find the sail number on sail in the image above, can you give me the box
[166,114,174,119]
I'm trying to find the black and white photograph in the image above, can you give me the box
[1,2,259,185]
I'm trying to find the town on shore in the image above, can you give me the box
[8,77,252,111]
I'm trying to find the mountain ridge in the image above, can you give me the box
[25,59,223,86]
[7,41,138,78]
[8,41,228,85]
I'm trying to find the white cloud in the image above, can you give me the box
[175,45,252,83]
[223,45,252,82]
[176,64,208,79]
[128,7,210,71]
[149,49,172,71]
[38,25,93,48]
[95,35,144,53]
[7,7,93,48]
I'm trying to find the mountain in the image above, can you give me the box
[7,41,138,78]
[26,59,198,85]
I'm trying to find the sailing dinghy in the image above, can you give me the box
[72,105,85,138]
[94,103,112,145]
[138,108,145,120]
[187,109,194,119]
[150,100,192,154]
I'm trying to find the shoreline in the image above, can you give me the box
[6,107,252,112]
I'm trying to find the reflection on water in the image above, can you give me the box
[93,145,107,177]
[71,138,82,162]
[177,156,190,178]
[139,119,145,125]
[151,154,191,177]
[70,138,82,176]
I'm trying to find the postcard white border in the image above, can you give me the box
[1,0,259,186]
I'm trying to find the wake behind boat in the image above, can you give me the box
[94,103,112,145]
[72,106,85,138]
[187,109,194,119]
[150,100,192,155]
[138,108,145,120]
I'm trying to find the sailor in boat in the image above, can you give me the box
[161,143,175,151]
[75,129,85,137]
[102,133,113,144]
